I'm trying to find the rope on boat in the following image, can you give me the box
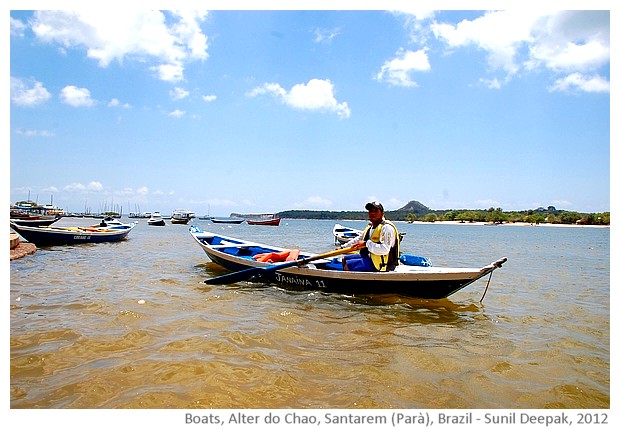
[479,270,494,303]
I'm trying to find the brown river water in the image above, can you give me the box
[9,218,609,412]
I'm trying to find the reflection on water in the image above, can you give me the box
[10,218,609,409]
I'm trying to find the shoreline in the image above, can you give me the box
[399,220,610,228]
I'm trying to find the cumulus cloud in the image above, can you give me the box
[63,181,104,192]
[549,73,610,93]
[429,10,609,92]
[107,98,131,108]
[11,77,52,107]
[170,87,190,100]
[168,109,186,118]
[376,48,431,87]
[29,10,209,82]
[60,85,96,107]
[202,95,217,102]
[247,78,350,119]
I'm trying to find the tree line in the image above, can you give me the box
[277,206,610,226]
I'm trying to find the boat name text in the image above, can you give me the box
[274,272,326,288]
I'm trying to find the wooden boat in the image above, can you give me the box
[189,226,507,299]
[147,212,166,226]
[247,217,281,226]
[10,214,61,227]
[10,221,136,246]
[333,223,406,245]
[170,210,192,224]
[210,217,245,224]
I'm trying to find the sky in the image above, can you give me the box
[7,3,614,217]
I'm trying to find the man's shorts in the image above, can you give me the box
[343,253,374,271]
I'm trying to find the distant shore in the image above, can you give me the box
[399,220,610,228]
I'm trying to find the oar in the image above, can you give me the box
[204,245,361,285]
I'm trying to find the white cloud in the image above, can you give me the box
[527,11,610,73]
[63,181,104,193]
[430,10,609,93]
[248,78,351,119]
[549,73,610,93]
[168,109,186,118]
[10,16,27,37]
[376,48,430,87]
[170,87,190,100]
[202,95,217,102]
[108,98,131,108]
[15,128,55,137]
[11,77,52,107]
[314,27,341,43]
[432,10,538,75]
[60,85,95,107]
[30,10,209,82]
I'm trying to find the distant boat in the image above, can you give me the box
[147,212,166,226]
[210,217,245,224]
[332,223,406,245]
[10,221,136,246]
[90,216,137,230]
[170,210,192,224]
[247,217,281,226]
[332,223,362,244]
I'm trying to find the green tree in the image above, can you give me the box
[424,213,438,222]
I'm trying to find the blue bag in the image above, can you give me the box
[399,254,432,267]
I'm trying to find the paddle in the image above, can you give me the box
[204,244,363,285]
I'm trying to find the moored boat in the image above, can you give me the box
[10,221,136,246]
[147,212,166,226]
[10,214,62,227]
[90,216,137,230]
[210,217,245,224]
[247,217,281,226]
[332,223,362,244]
[189,226,507,300]
[170,210,192,224]
[333,223,406,245]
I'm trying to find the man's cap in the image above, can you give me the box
[365,201,384,211]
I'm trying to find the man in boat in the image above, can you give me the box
[341,201,400,271]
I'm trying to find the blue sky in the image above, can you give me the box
[8,6,613,216]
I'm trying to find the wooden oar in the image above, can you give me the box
[204,245,360,285]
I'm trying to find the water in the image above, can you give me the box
[10,218,610,409]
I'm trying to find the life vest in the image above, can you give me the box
[361,220,400,271]
[253,249,300,263]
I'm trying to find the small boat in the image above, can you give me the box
[189,226,507,300]
[210,217,245,224]
[333,223,363,244]
[10,214,62,227]
[333,223,406,245]
[147,212,166,226]
[247,217,281,226]
[90,216,137,230]
[170,210,192,224]
[10,221,136,246]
